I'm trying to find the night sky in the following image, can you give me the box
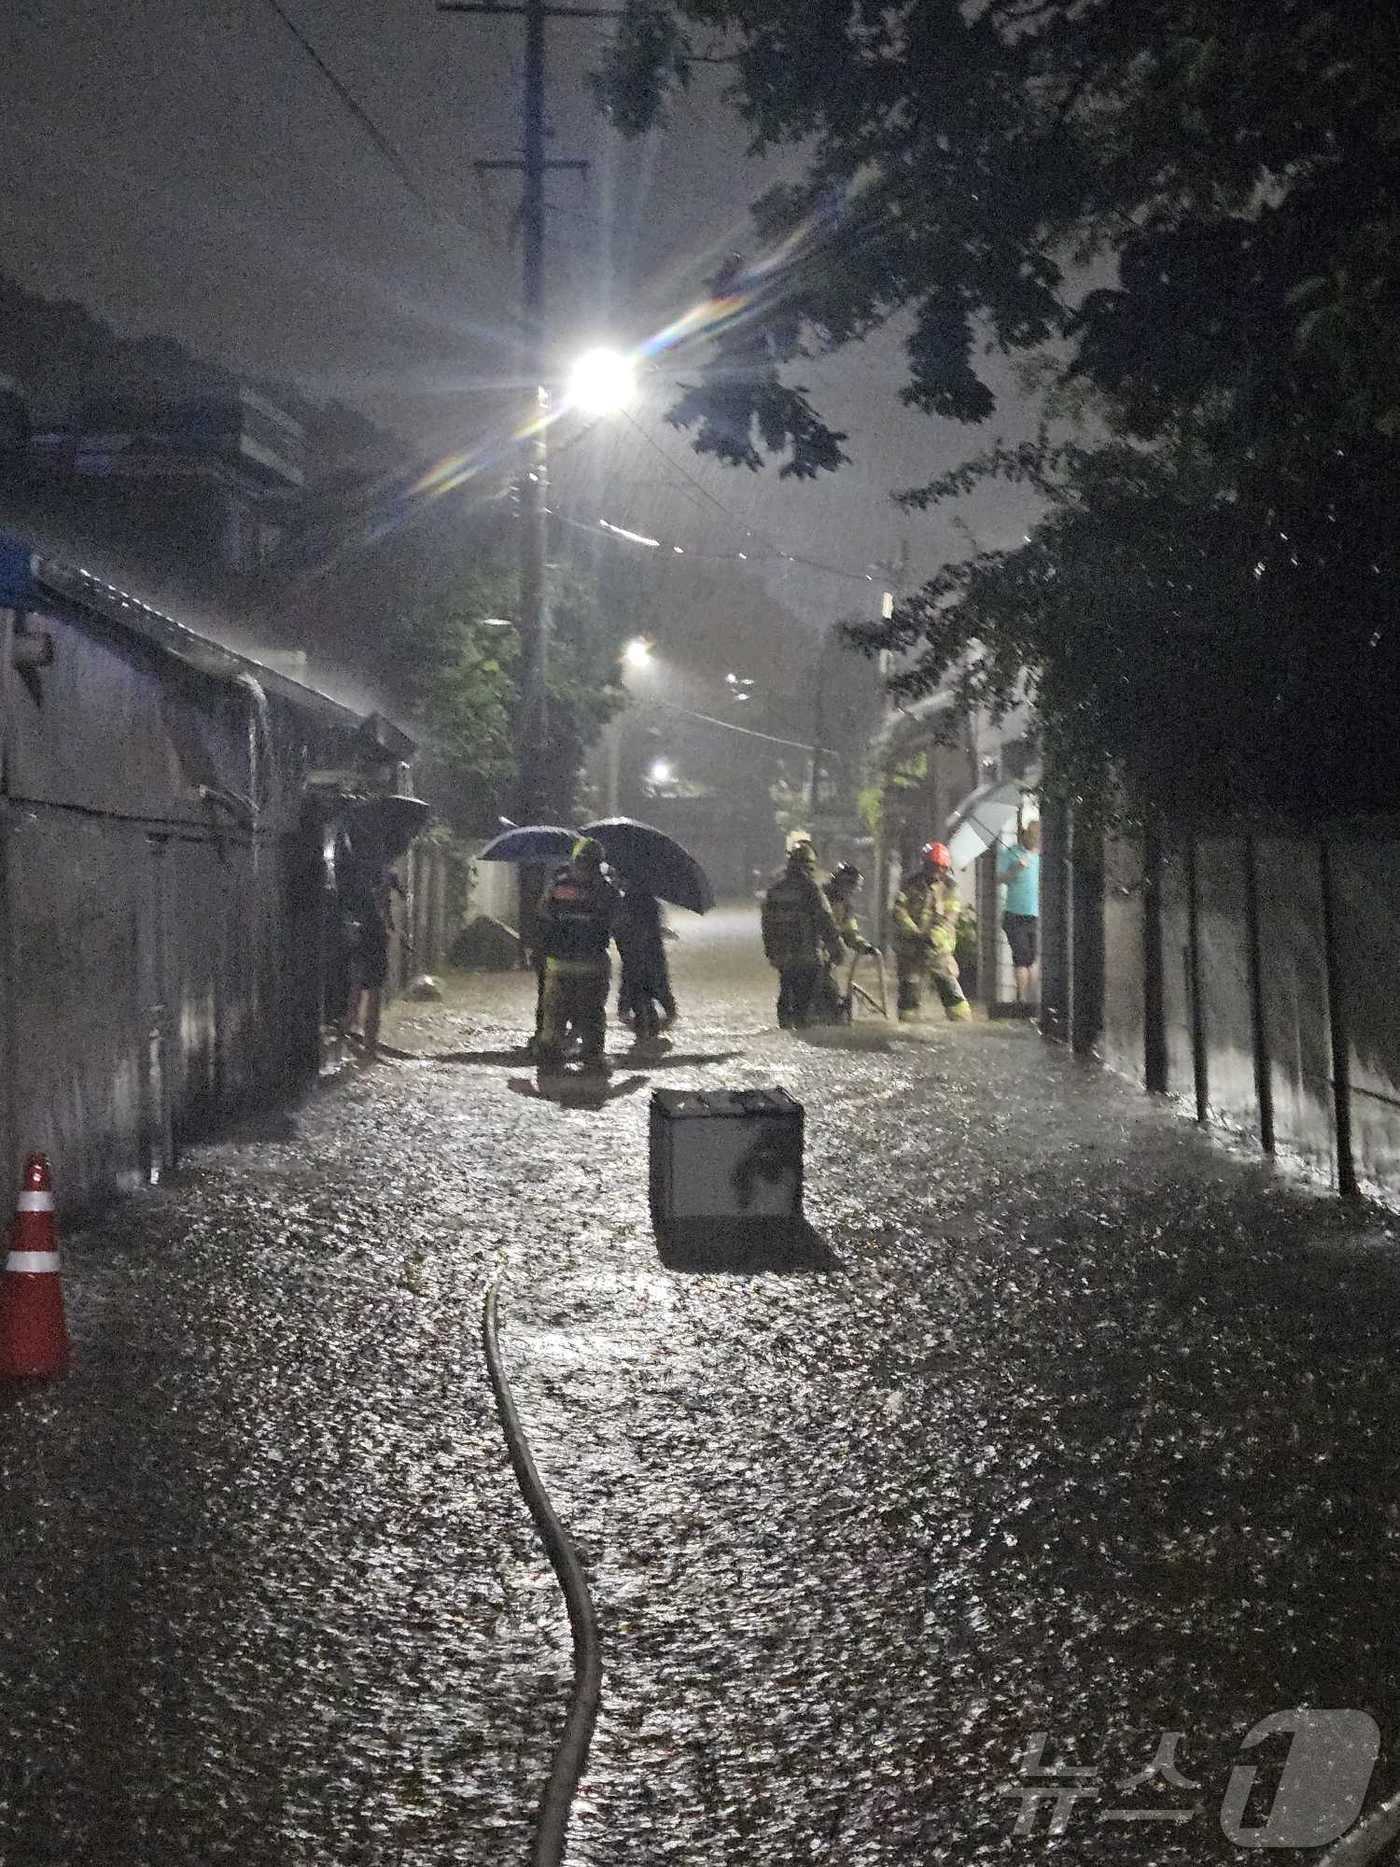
[1,0,1042,629]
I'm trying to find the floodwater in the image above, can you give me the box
[3,904,1399,1864]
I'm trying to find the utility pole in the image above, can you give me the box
[807,623,839,825]
[438,0,615,826]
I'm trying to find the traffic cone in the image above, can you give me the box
[0,1154,70,1378]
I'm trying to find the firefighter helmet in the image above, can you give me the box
[921,841,953,871]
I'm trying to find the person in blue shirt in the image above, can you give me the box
[996,819,1041,1005]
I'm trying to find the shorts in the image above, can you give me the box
[354,920,389,990]
[1003,912,1039,968]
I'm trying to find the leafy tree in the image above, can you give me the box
[370,582,522,837]
[851,414,1400,819]
[594,2,1400,816]
[595,3,1400,466]
[262,495,632,833]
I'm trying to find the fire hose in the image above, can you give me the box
[482,1277,602,1867]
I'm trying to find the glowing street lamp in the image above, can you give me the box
[566,346,637,418]
[649,758,674,786]
[623,636,653,670]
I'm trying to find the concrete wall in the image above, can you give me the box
[390,836,465,990]
[466,853,522,931]
[0,595,350,1212]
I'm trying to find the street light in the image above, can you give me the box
[623,636,653,670]
[649,758,674,786]
[566,346,637,418]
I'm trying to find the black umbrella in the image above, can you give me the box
[580,817,714,913]
[477,825,577,864]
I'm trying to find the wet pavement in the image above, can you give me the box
[3,904,1400,1865]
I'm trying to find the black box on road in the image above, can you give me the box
[648,1088,804,1227]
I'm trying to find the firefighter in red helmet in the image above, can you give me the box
[890,841,972,1022]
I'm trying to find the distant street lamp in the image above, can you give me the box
[606,635,658,813]
[649,758,674,786]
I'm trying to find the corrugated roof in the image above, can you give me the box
[21,544,383,737]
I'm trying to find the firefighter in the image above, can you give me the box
[761,839,845,1028]
[824,864,875,954]
[891,841,972,1022]
[810,863,878,1021]
[533,837,620,1069]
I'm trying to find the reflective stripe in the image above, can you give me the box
[16,1192,53,1212]
[6,1251,60,1273]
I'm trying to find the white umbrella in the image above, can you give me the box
[945,778,1035,869]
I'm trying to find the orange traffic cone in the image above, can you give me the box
[0,1154,70,1378]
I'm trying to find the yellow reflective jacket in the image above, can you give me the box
[892,872,959,958]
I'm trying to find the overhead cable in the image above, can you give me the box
[650,698,816,753]
[620,412,886,587]
[255,0,471,232]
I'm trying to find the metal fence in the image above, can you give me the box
[1052,813,1400,1201]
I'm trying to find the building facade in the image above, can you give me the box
[0,535,424,1213]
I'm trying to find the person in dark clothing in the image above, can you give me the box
[614,884,677,1041]
[533,838,620,1069]
[761,841,845,1028]
[340,838,403,1058]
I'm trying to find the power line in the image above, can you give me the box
[651,698,816,753]
[255,0,468,231]
[554,510,755,565]
[620,410,885,588]
[623,409,770,541]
